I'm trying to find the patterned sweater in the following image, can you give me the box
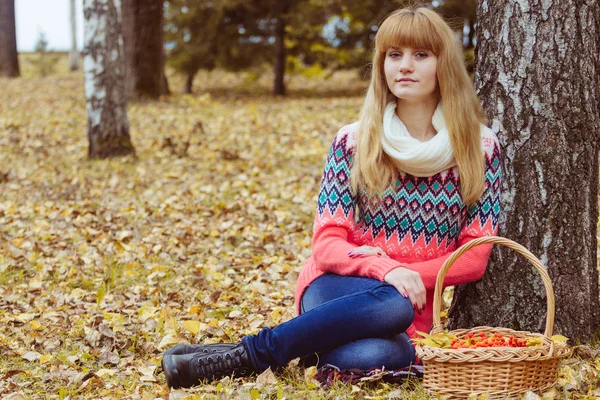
[294,121,502,340]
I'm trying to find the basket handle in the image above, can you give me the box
[431,236,555,337]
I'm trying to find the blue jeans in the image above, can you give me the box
[242,273,416,372]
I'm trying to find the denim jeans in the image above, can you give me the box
[242,273,416,372]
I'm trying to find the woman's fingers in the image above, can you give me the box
[404,286,422,315]
[348,246,389,258]
[415,275,426,311]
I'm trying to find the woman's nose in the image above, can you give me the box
[399,57,414,72]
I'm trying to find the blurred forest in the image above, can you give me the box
[1,0,477,94]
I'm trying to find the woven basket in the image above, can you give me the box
[415,236,572,399]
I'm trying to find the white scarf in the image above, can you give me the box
[381,101,456,177]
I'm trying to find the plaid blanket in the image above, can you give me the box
[315,364,424,388]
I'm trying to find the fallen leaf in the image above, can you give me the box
[22,351,42,361]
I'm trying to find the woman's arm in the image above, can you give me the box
[401,132,502,289]
[311,125,403,281]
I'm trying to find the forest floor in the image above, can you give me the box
[0,55,599,399]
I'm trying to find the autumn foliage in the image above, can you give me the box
[1,64,599,399]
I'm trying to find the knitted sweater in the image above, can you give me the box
[294,121,502,340]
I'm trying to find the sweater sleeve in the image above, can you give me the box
[401,130,502,290]
[311,126,403,281]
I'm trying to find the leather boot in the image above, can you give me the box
[162,342,256,388]
[163,343,237,357]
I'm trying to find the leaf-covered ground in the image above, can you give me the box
[1,58,599,399]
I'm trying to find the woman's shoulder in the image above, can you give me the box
[479,124,501,157]
[332,121,360,148]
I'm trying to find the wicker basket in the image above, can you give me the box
[415,236,572,399]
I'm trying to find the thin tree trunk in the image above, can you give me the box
[0,0,20,78]
[273,2,290,96]
[449,0,600,343]
[69,0,80,71]
[122,0,166,99]
[184,71,194,94]
[83,0,134,159]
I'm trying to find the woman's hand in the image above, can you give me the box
[383,267,426,315]
[348,245,389,258]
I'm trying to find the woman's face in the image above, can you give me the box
[384,46,438,103]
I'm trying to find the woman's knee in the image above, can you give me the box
[367,285,415,333]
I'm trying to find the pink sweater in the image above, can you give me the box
[294,122,502,340]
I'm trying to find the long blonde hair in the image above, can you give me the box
[351,6,487,206]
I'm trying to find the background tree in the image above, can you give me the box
[165,0,334,95]
[164,0,226,94]
[30,32,60,77]
[434,0,477,49]
[122,0,169,99]
[69,0,80,71]
[83,0,134,158]
[449,0,600,343]
[0,0,20,77]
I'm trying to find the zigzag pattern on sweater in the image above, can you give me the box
[317,132,502,247]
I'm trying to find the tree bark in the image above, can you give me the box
[83,0,134,159]
[122,0,166,99]
[449,0,600,342]
[69,0,80,71]
[273,2,290,96]
[0,0,20,77]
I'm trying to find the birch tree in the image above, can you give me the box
[449,0,600,342]
[70,0,80,71]
[83,0,134,158]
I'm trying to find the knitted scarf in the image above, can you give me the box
[381,101,456,177]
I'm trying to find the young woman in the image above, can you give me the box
[162,6,502,388]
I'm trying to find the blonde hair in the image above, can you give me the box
[351,6,486,206]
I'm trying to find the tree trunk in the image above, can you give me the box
[83,0,134,159]
[0,0,20,78]
[273,2,290,96]
[467,17,475,49]
[122,0,166,99]
[449,0,600,343]
[184,71,194,94]
[69,0,80,71]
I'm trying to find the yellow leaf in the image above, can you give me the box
[526,337,543,347]
[39,354,52,364]
[189,305,204,315]
[138,305,159,322]
[180,320,201,335]
[207,320,219,328]
[551,335,569,343]
[250,389,260,399]
[304,365,317,383]
[30,320,42,330]
[15,313,35,323]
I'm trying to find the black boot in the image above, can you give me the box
[164,343,238,357]
[162,343,256,388]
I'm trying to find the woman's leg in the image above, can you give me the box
[241,273,414,372]
[300,273,416,370]
[304,333,416,370]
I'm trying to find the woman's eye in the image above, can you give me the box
[416,52,428,58]
[389,52,401,58]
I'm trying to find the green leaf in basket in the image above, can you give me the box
[413,330,456,348]
[526,337,543,347]
[551,335,569,343]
